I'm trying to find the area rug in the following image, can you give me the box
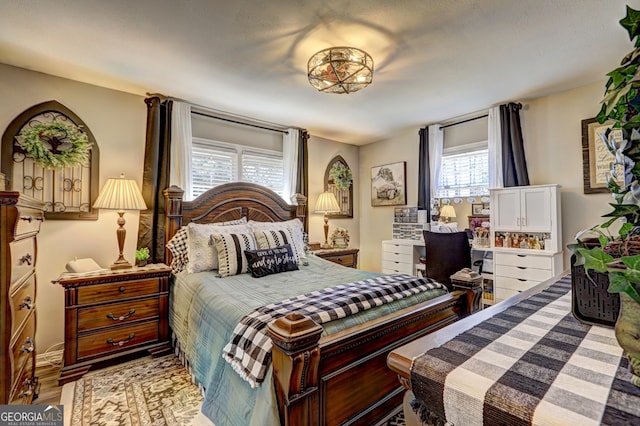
[60,354,406,426]
[60,355,211,426]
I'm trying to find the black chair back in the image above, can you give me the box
[422,230,472,290]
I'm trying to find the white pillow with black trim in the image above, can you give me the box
[186,219,249,274]
[248,219,306,262]
[211,232,257,277]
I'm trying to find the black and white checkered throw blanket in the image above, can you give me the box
[223,274,446,388]
[410,275,640,426]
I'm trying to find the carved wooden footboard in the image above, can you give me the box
[163,183,480,426]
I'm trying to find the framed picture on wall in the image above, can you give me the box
[581,117,623,193]
[371,161,406,207]
[472,204,483,215]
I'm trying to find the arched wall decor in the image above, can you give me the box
[1,100,100,219]
[324,155,353,218]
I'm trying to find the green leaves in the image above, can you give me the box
[621,6,640,46]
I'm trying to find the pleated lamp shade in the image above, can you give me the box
[93,173,147,211]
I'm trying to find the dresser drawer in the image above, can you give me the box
[495,264,552,282]
[495,276,541,292]
[9,238,36,285]
[325,253,356,267]
[9,359,35,405]
[382,242,414,255]
[77,321,159,360]
[77,278,160,305]
[14,209,44,237]
[11,315,35,383]
[11,274,35,336]
[78,297,159,331]
[495,287,521,302]
[382,251,413,263]
[494,252,553,269]
[382,260,413,274]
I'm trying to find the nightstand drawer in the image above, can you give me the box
[9,359,35,405]
[77,278,160,305]
[10,238,36,286]
[11,274,35,336]
[77,321,159,360]
[78,298,159,331]
[325,253,356,267]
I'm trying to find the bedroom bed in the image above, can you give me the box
[162,182,482,426]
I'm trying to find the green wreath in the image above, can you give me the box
[16,121,91,169]
[329,163,353,190]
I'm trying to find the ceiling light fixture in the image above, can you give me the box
[307,47,373,94]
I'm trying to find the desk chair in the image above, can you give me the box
[422,230,472,290]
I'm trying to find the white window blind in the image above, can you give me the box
[190,138,284,199]
[437,145,489,198]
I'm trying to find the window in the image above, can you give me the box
[191,137,284,199]
[436,142,489,198]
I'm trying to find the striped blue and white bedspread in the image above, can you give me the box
[223,274,446,388]
[410,276,640,426]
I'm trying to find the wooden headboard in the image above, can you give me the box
[163,182,307,264]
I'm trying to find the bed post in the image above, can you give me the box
[163,185,184,264]
[294,193,307,232]
[267,312,323,426]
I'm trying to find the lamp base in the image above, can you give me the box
[110,258,133,270]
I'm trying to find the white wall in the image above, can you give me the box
[360,80,614,273]
[0,64,147,352]
[307,135,360,254]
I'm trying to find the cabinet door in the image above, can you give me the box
[520,187,551,232]
[492,189,520,231]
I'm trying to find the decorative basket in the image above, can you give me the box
[570,255,619,328]
[604,236,640,257]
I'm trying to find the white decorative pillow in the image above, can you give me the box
[211,232,257,277]
[253,228,306,263]
[248,219,306,261]
[186,220,249,274]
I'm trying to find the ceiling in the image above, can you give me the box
[0,0,636,145]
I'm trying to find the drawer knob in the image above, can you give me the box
[118,286,126,293]
[20,337,35,353]
[107,333,135,347]
[19,296,33,310]
[19,254,32,266]
[107,309,136,321]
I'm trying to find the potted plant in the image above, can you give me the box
[135,247,150,267]
[571,5,640,387]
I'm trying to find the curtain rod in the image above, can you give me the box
[191,111,289,134]
[441,113,489,129]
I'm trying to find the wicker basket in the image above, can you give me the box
[570,255,619,327]
[604,236,640,257]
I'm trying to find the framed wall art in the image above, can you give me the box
[371,161,406,207]
[581,117,623,194]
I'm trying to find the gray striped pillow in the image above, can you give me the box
[253,228,306,263]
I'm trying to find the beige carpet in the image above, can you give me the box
[60,354,213,426]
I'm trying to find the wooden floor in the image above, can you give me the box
[34,363,63,405]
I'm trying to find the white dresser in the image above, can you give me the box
[493,250,563,301]
[382,239,425,276]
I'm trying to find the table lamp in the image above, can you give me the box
[314,191,341,248]
[93,173,147,269]
[440,204,457,223]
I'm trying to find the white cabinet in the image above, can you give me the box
[490,184,564,303]
[490,184,561,252]
[382,239,425,276]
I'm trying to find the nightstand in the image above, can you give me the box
[312,247,359,268]
[54,264,172,385]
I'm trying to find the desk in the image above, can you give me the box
[388,274,640,425]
